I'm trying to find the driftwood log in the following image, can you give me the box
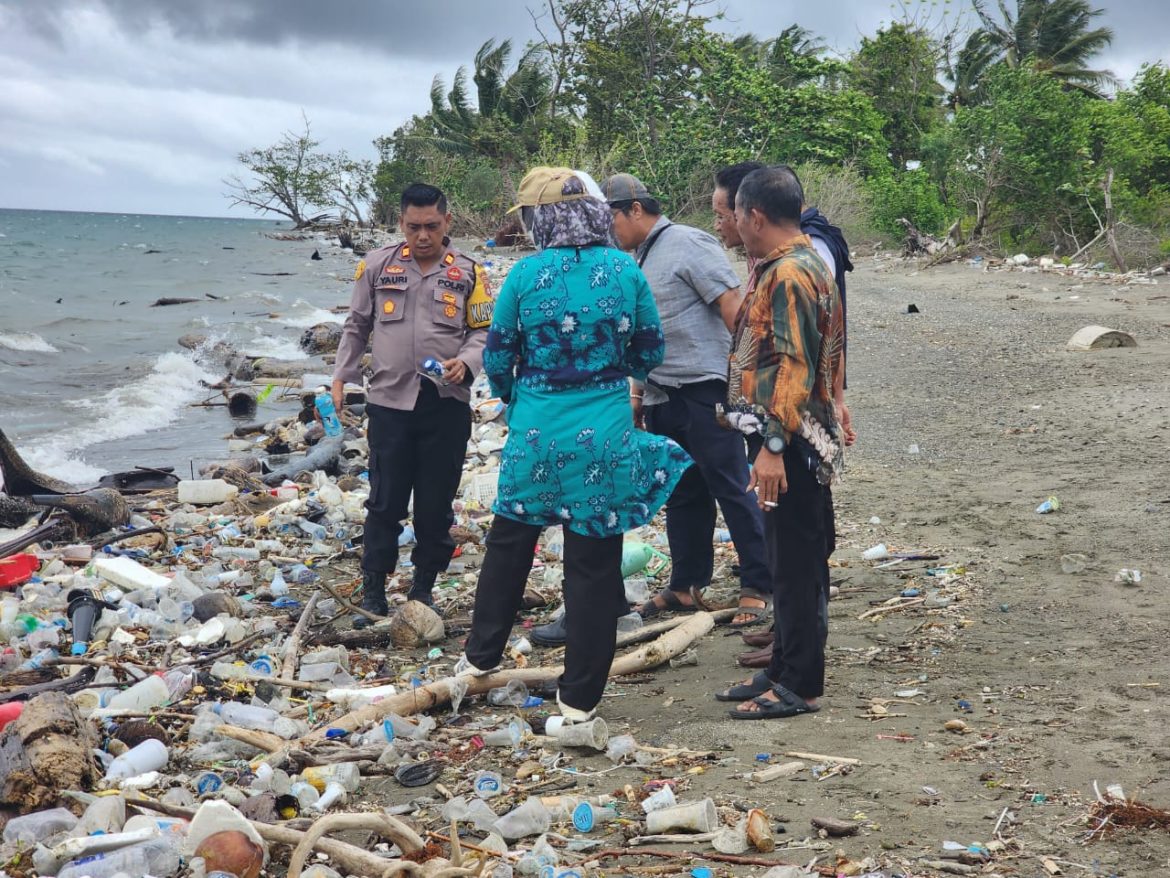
[262,436,343,486]
[0,692,100,812]
[301,611,717,745]
[127,798,433,878]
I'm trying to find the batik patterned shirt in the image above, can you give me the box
[729,235,843,450]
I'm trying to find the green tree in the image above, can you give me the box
[325,151,374,226]
[942,65,1092,247]
[561,0,716,153]
[224,115,330,227]
[851,22,945,171]
[952,0,1116,105]
[732,25,843,90]
[429,38,556,169]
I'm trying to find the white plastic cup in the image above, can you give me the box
[645,798,718,834]
[862,543,890,561]
[493,797,551,840]
[640,785,677,814]
[105,738,169,781]
[545,716,608,750]
[473,770,504,799]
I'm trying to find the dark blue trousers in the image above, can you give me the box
[644,380,771,598]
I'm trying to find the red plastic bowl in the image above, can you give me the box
[0,553,39,589]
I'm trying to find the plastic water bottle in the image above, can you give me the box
[421,358,445,379]
[57,838,180,878]
[19,648,57,671]
[315,392,342,437]
[269,568,289,597]
[297,519,328,541]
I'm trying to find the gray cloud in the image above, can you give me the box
[0,0,1165,217]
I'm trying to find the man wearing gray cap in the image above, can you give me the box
[599,172,772,627]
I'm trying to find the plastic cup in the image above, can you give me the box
[545,716,608,751]
[640,785,677,814]
[645,798,718,834]
[862,544,890,561]
[571,801,617,833]
[473,770,504,799]
[493,797,551,840]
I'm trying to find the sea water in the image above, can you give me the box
[0,208,360,484]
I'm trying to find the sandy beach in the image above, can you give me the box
[452,253,1170,873]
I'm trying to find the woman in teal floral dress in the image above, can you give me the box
[459,167,691,720]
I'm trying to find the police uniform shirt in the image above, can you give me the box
[333,240,493,409]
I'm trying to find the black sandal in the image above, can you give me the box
[715,670,774,702]
[638,588,695,619]
[727,684,821,720]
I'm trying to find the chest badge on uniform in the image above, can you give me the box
[442,292,457,304]
[383,300,396,314]
[387,264,405,273]
[446,267,463,281]
[444,304,458,318]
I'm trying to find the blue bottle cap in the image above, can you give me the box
[71,642,88,656]
[572,801,594,832]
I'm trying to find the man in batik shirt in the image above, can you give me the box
[714,165,844,720]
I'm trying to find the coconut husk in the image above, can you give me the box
[111,720,171,748]
[389,601,445,648]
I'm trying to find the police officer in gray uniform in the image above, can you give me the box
[332,183,494,626]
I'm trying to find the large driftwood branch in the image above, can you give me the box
[301,611,717,744]
[286,812,430,878]
[281,591,320,681]
[127,798,425,877]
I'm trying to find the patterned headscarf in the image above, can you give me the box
[530,174,616,251]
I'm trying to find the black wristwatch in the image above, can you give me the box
[764,435,786,455]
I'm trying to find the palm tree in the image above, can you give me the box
[951,0,1116,105]
[429,39,554,160]
[732,25,835,90]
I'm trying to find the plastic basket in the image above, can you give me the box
[463,471,500,508]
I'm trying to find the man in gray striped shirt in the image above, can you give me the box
[603,173,772,628]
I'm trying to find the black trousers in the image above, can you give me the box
[765,443,833,699]
[465,516,626,712]
[644,380,770,598]
[361,381,471,577]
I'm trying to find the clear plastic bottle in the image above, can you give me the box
[297,519,328,541]
[269,568,289,597]
[301,761,360,793]
[212,702,280,732]
[56,839,181,878]
[19,647,58,671]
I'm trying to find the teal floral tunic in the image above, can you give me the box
[484,245,692,537]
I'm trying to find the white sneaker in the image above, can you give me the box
[453,655,496,677]
[556,693,597,723]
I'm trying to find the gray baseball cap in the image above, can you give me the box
[600,173,653,205]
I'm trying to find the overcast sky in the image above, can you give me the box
[1,0,1165,218]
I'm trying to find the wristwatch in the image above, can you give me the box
[764,435,786,455]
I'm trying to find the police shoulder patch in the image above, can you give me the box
[353,260,366,281]
[465,264,494,329]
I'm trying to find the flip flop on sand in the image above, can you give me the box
[714,670,774,702]
[728,684,820,720]
[638,588,696,619]
[729,596,772,628]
